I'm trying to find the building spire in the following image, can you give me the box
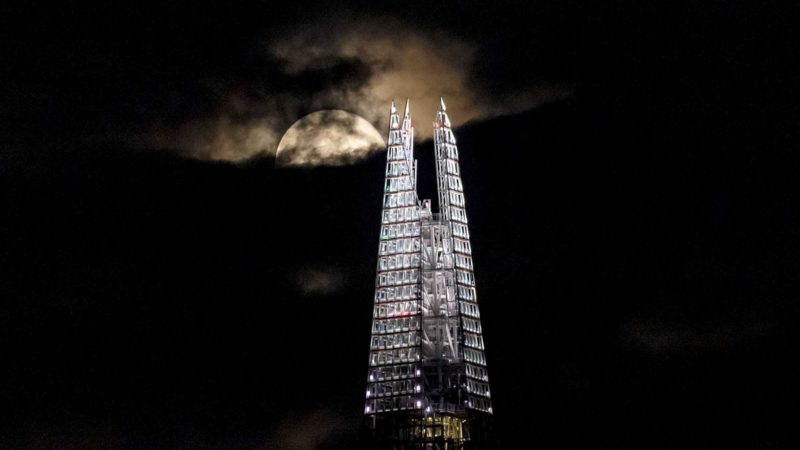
[366,98,494,447]
[436,96,452,129]
[390,99,397,114]
[404,98,411,117]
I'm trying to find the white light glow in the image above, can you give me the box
[276,110,385,167]
[362,101,495,419]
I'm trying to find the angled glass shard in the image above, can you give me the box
[364,99,494,449]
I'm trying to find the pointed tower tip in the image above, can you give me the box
[404,98,410,117]
[439,97,447,111]
[390,100,397,114]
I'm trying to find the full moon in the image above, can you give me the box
[275,110,385,167]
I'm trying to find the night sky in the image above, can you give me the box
[2,1,799,449]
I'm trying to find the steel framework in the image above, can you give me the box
[365,99,494,449]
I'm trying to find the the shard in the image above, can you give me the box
[365,99,493,449]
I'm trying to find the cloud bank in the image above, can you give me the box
[135,18,571,164]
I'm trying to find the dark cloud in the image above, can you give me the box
[129,16,571,162]
[295,266,349,296]
[624,319,780,353]
[263,408,352,449]
[1,3,582,163]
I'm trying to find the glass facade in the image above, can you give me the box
[366,100,423,416]
[365,99,494,448]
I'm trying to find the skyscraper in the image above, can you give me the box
[365,99,493,449]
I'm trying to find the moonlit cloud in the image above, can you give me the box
[295,266,348,296]
[266,21,481,137]
[134,17,571,164]
[139,115,283,162]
